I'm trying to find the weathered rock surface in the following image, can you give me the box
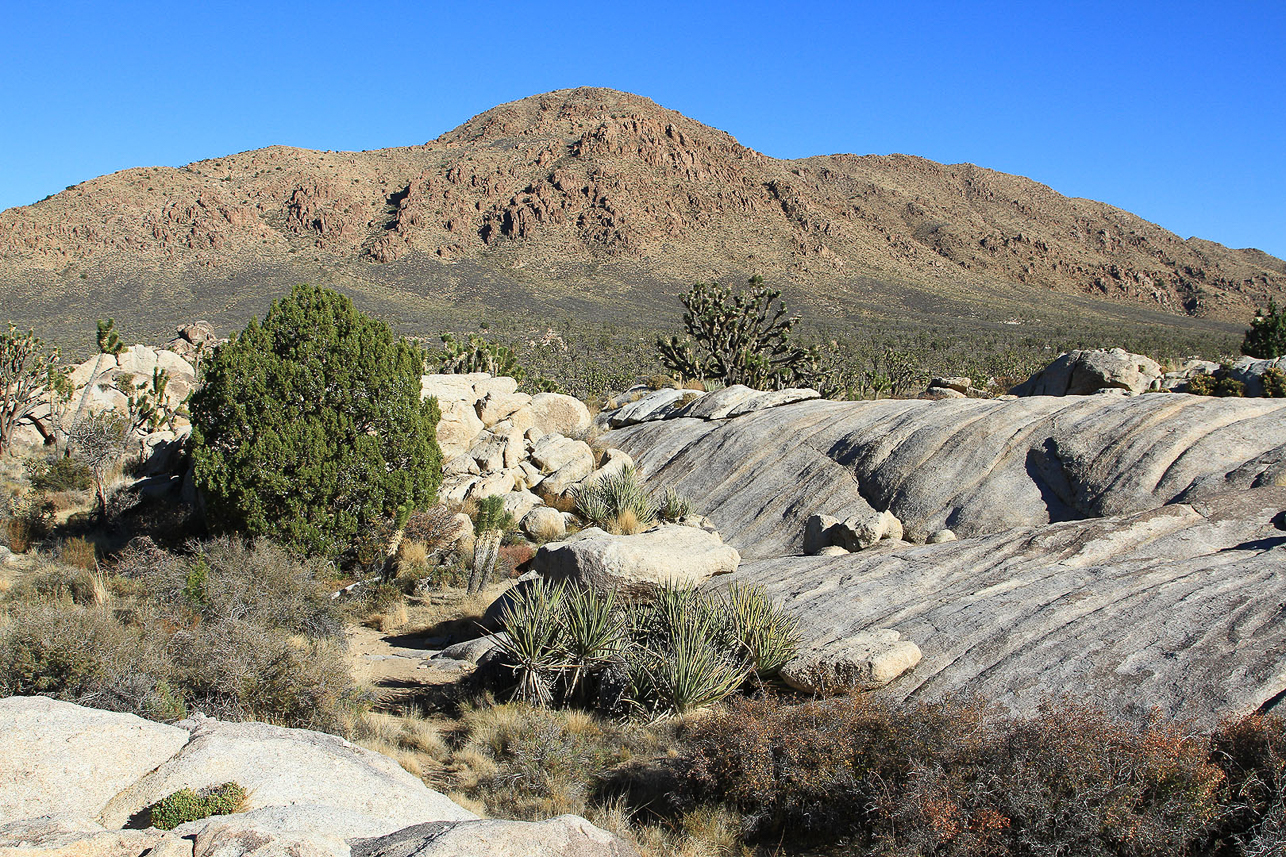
[607,394,1286,559]
[780,630,923,695]
[349,815,639,857]
[0,697,189,824]
[1011,348,1163,396]
[527,392,592,438]
[718,488,1286,727]
[96,714,475,830]
[521,506,566,541]
[533,525,740,593]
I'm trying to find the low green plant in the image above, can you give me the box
[27,455,92,493]
[572,466,657,531]
[1263,367,1286,397]
[149,782,247,830]
[494,578,568,706]
[656,487,693,522]
[469,496,515,594]
[1243,301,1286,359]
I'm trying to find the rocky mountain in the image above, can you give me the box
[1,87,1283,345]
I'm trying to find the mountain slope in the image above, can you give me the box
[1,87,1281,345]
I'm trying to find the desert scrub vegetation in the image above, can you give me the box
[571,466,696,534]
[0,535,364,731]
[491,579,799,716]
[191,284,442,561]
[148,782,247,830]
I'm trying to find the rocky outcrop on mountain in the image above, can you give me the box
[1,88,1282,347]
[0,697,634,857]
[721,488,1286,728]
[603,391,1286,559]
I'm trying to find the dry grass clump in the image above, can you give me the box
[56,537,98,571]
[351,709,451,778]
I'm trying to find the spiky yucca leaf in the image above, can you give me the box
[657,487,694,522]
[494,578,567,706]
[571,482,613,528]
[641,607,749,714]
[724,582,801,677]
[562,586,626,698]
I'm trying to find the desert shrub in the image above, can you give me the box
[191,284,442,561]
[403,505,464,557]
[452,703,658,821]
[680,695,1225,854]
[2,499,52,553]
[113,536,340,639]
[572,466,657,532]
[55,537,98,571]
[0,600,164,709]
[1263,367,1286,398]
[14,564,104,606]
[27,455,92,493]
[1210,715,1286,850]
[496,542,534,579]
[1187,373,1217,396]
[149,782,247,830]
[1243,301,1286,359]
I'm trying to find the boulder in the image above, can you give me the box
[96,715,476,831]
[608,388,691,427]
[538,455,595,498]
[533,525,740,594]
[678,384,758,420]
[469,434,508,473]
[1011,348,1162,396]
[522,506,566,541]
[1228,355,1286,397]
[577,448,634,490]
[435,402,485,459]
[0,815,171,857]
[780,630,923,695]
[530,434,590,474]
[500,490,544,522]
[443,453,481,477]
[928,529,957,544]
[439,476,478,505]
[466,471,516,501]
[834,509,904,551]
[435,633,508,665]
[528,393,591,438]
[476,391,531,427]
[920,386,967,400]
[472,375,520,401]
[930,376,972,394]
[725,388,820,418]
[517,461,544,490]
[421,374,482,406]
[802,514,841,555]
[349,815,639,857]
[0,697,189,824]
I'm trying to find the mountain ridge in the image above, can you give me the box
[1,87,1281,345]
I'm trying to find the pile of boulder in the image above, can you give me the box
[1010,347,1286,398]
[424,373,637,542]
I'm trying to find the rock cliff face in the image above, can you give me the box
[1,88,1282,345]
[602,391,1286,725]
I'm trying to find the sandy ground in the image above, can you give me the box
[344,582,513,712]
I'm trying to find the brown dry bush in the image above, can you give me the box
[679,695,1225,856]
[56,537,98,571]
[1211,715,1286,852]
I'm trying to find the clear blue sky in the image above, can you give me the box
[2,0,1282,257]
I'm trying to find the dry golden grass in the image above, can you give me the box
[682,378,706,392]
[371,602,409,633]
[610,509,641,535]
[399,540,430,568]
[57,537,97,571]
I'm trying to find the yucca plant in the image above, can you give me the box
[469,496,514,594]
[631,606,749,715]
[724,582,800,678]
[656,487,694,522]
[561,586,626,702]
[572,465,658,530]
[492,579,567,706]
[571,483,614,529]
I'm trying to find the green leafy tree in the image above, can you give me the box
[656,276,826,391]
[1242,301,1286,359]
[190,285,442,560]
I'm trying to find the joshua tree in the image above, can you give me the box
[0,324,61,458]
[656,276,825,391]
